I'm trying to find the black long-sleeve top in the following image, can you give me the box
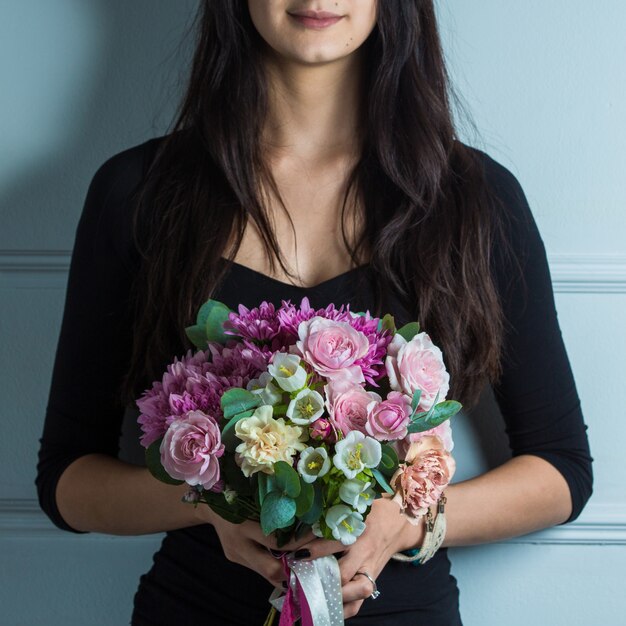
[35,137,593,625]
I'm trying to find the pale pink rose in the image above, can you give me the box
[385,332,449,411]
[398,421,454,458]
[390,435,455,524]
[161,410,225,490]
[325,380,381,437]
[365,392,411,441]
[295,316,370,384]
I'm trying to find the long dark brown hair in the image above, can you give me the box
[120,0,516,410]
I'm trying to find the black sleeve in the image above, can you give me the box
[478,150,593,524]
[35,138,159,532]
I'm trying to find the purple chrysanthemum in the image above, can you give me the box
[136,341,270,447]
[276,297,352,339]
[224,301,282,342]
[347,311,394,386]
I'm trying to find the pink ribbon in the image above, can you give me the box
[278,554,314,626]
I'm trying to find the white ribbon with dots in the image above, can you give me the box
[269,554,345,625]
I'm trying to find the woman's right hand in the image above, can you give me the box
[196,506,344,588]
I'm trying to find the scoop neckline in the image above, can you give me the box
[221,258,371,291]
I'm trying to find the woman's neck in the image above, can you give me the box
[260,50,365,164]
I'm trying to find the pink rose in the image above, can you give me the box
[365,392,411,441]
[325,380,381,437]
[385,332,450,411]
[398,421,454,458]
[295,316,370,384]
[390,435,455,524]
[309,417,338,444]
[161,410,225,490]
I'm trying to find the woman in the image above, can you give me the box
[36,1,593,624]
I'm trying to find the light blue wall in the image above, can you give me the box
[1,2,624,625]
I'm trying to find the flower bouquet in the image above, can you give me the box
[136,297,459,624]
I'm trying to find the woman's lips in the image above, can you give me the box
[287,11,344,29]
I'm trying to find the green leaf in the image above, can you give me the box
[260,492,297,535]
[379,443,399,477]
[299,481,323,525]
[221,409,256,452]
[396,321,421,342]
[220,388,261,419]
[407,400,462,434]
[411,389,422,413]
[294,481,314,517]
[372,468,394,495]
[185,324,208,350]
[145,438,184,486]
[274,461,301,498]
[257,473,277,507]
[205,302,233,343]
[378,314,396,334]
[196,300,213,326]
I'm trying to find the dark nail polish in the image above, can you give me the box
[294,549,311,559]
[282,581,288,589]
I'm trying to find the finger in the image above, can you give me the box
[342,577,373,603]
[248,544,287,586]
[290,538,347,561]
[343,599,364,620]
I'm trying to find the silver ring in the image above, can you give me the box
[355,570,380,600]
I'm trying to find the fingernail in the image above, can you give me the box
[294,549,311,560]
[335,551,346,559]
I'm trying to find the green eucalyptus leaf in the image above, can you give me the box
[196,299,219,326]
[294,481,314,517]
[205,302,233,344]
[407,400,462,433]
[260,492,297,535]
[372,468,394,495]
[377,314,396,333]
[221,409,256,452]
[257,472,277,507]
[396,321,421,342]
[299,481,323,525]
[274,461,301,499]
[185,324,208,350]
[220,388,261,419]
[145,438,184,486]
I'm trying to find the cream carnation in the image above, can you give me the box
[234,405,307,477]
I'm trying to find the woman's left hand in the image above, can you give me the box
[296,496,425,620]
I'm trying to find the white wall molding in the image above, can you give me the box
[1,499,625,545]
[548,253,626,294]
[0,249,71,289]
[2,250,626,293]
[0,499,163,541]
